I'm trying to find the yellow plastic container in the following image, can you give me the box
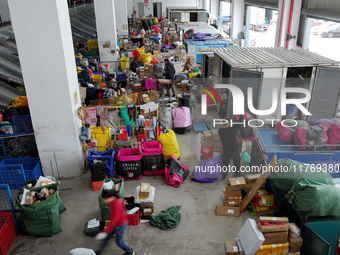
[87,39,98,51]
[92,74,103,82]
[120,57,130,69]
[91,127,111,151]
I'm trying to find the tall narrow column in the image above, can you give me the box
[231,0,245,39]
[94,0,119,63]
[115,0,129,36]
[8,0,84,178]
[275,0,302,49]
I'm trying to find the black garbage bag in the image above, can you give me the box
[6,136,39,158]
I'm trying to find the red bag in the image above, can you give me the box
[118,127,129,141]
[133,50,140,60]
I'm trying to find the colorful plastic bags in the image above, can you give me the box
[165,154,189,187]
[157,129,180,161]
[276,120,309,143]
[172,107,191,134]
[327,124,340,149]
[142,53,152,65]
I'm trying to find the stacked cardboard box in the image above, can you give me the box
[139,183,154,218]
[216,177,246,217]
[288,223,302,253]
[257,217,289,244]
[19,187,57,205]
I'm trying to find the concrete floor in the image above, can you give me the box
[8,69,259,255]
[8,131,257,255]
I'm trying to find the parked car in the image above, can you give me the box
[319,23,340,38]
[311,19,323,27]
[312,22,337,35]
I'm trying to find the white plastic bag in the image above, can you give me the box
[238,218,265,255]
[70,248,96,255]
[102,180,114,190]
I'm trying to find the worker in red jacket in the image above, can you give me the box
[95,189,134,255]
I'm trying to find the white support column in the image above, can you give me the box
[144,0,153,17]
[94,0,119,63]
[231,0,245,39]
[275,0,302,49]
[0,0,11,22]
[244,5,251,47]
[115,0,129,36]
[7,0,84,178]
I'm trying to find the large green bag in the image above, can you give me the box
[272,158,334,191]
[16,184,64,236]
[98,178,125,223]
[285,178,340,217]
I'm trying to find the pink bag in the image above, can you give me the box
[294,124,329,150]
[141,141,166,176]
[145,78,154,90]
[172,107,191,128]
[327,124,340,149]
[86,108,97,126]
[165,154,189,188]
[276,120,309,143]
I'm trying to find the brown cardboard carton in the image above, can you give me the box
[225,240,239,255]
[263,231,288,244]
[246,174,261,184]
[24,196,34,205]
[113,183,121,192]
[143,208,152,216]
[139,183,150,198]
[122,68,129,75]
[257,222,289,233]
[24,183,33,189]
[201,137,213,147]
[140,202,154,217]
[223,200,240,207]
[259,216,289,223]
[215,205,240,217]
[229,177,247,189]
[226,184,242,192]
[289,236,303,247]
[289,246,301,253]
[49,188,56,195]
[203,130,213,142]
[41,188,49,196]
[212,130,222,148]
[223,188,242,201]
[289,223,301,239]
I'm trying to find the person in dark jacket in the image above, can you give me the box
[218,116,243,179]
[163,59,176,97]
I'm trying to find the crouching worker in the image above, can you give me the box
[95,189,134,255]
[218,116,243,179]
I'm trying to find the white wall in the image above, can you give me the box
[126,0,133,16]
[0,0,10,22]
[132,0,203,17]
[115,0,128,35]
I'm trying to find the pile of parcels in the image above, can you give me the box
[136,64,156,80]
[216,176,256,217]
[20,187,56,205]
[225,217,303,255]
[216,175,278,217]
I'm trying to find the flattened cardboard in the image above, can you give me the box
[216,205,240,217]
[263,231,288,244]
[240,155,277,212]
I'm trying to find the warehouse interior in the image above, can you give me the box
[0,0,340,255]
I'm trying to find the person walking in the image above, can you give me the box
[218,116,243,179]
[163,59,176,97]
[95,189,134,255]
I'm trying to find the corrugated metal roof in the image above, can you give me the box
[213,47,340,67]
[0,5,96,106]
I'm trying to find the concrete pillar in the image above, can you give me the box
[244,5,251,47]
[0,0,11,22]
[126,0,133,17]
[231,0,245,39]
[94,0,119,63]
[115,0,129,36]
[275,0,302,49]
[7,0,84,178]
[203,0,210,12]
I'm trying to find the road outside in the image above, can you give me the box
[249,23,340,61]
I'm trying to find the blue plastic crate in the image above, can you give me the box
[0,158,42,188]
[12,115,34,134]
